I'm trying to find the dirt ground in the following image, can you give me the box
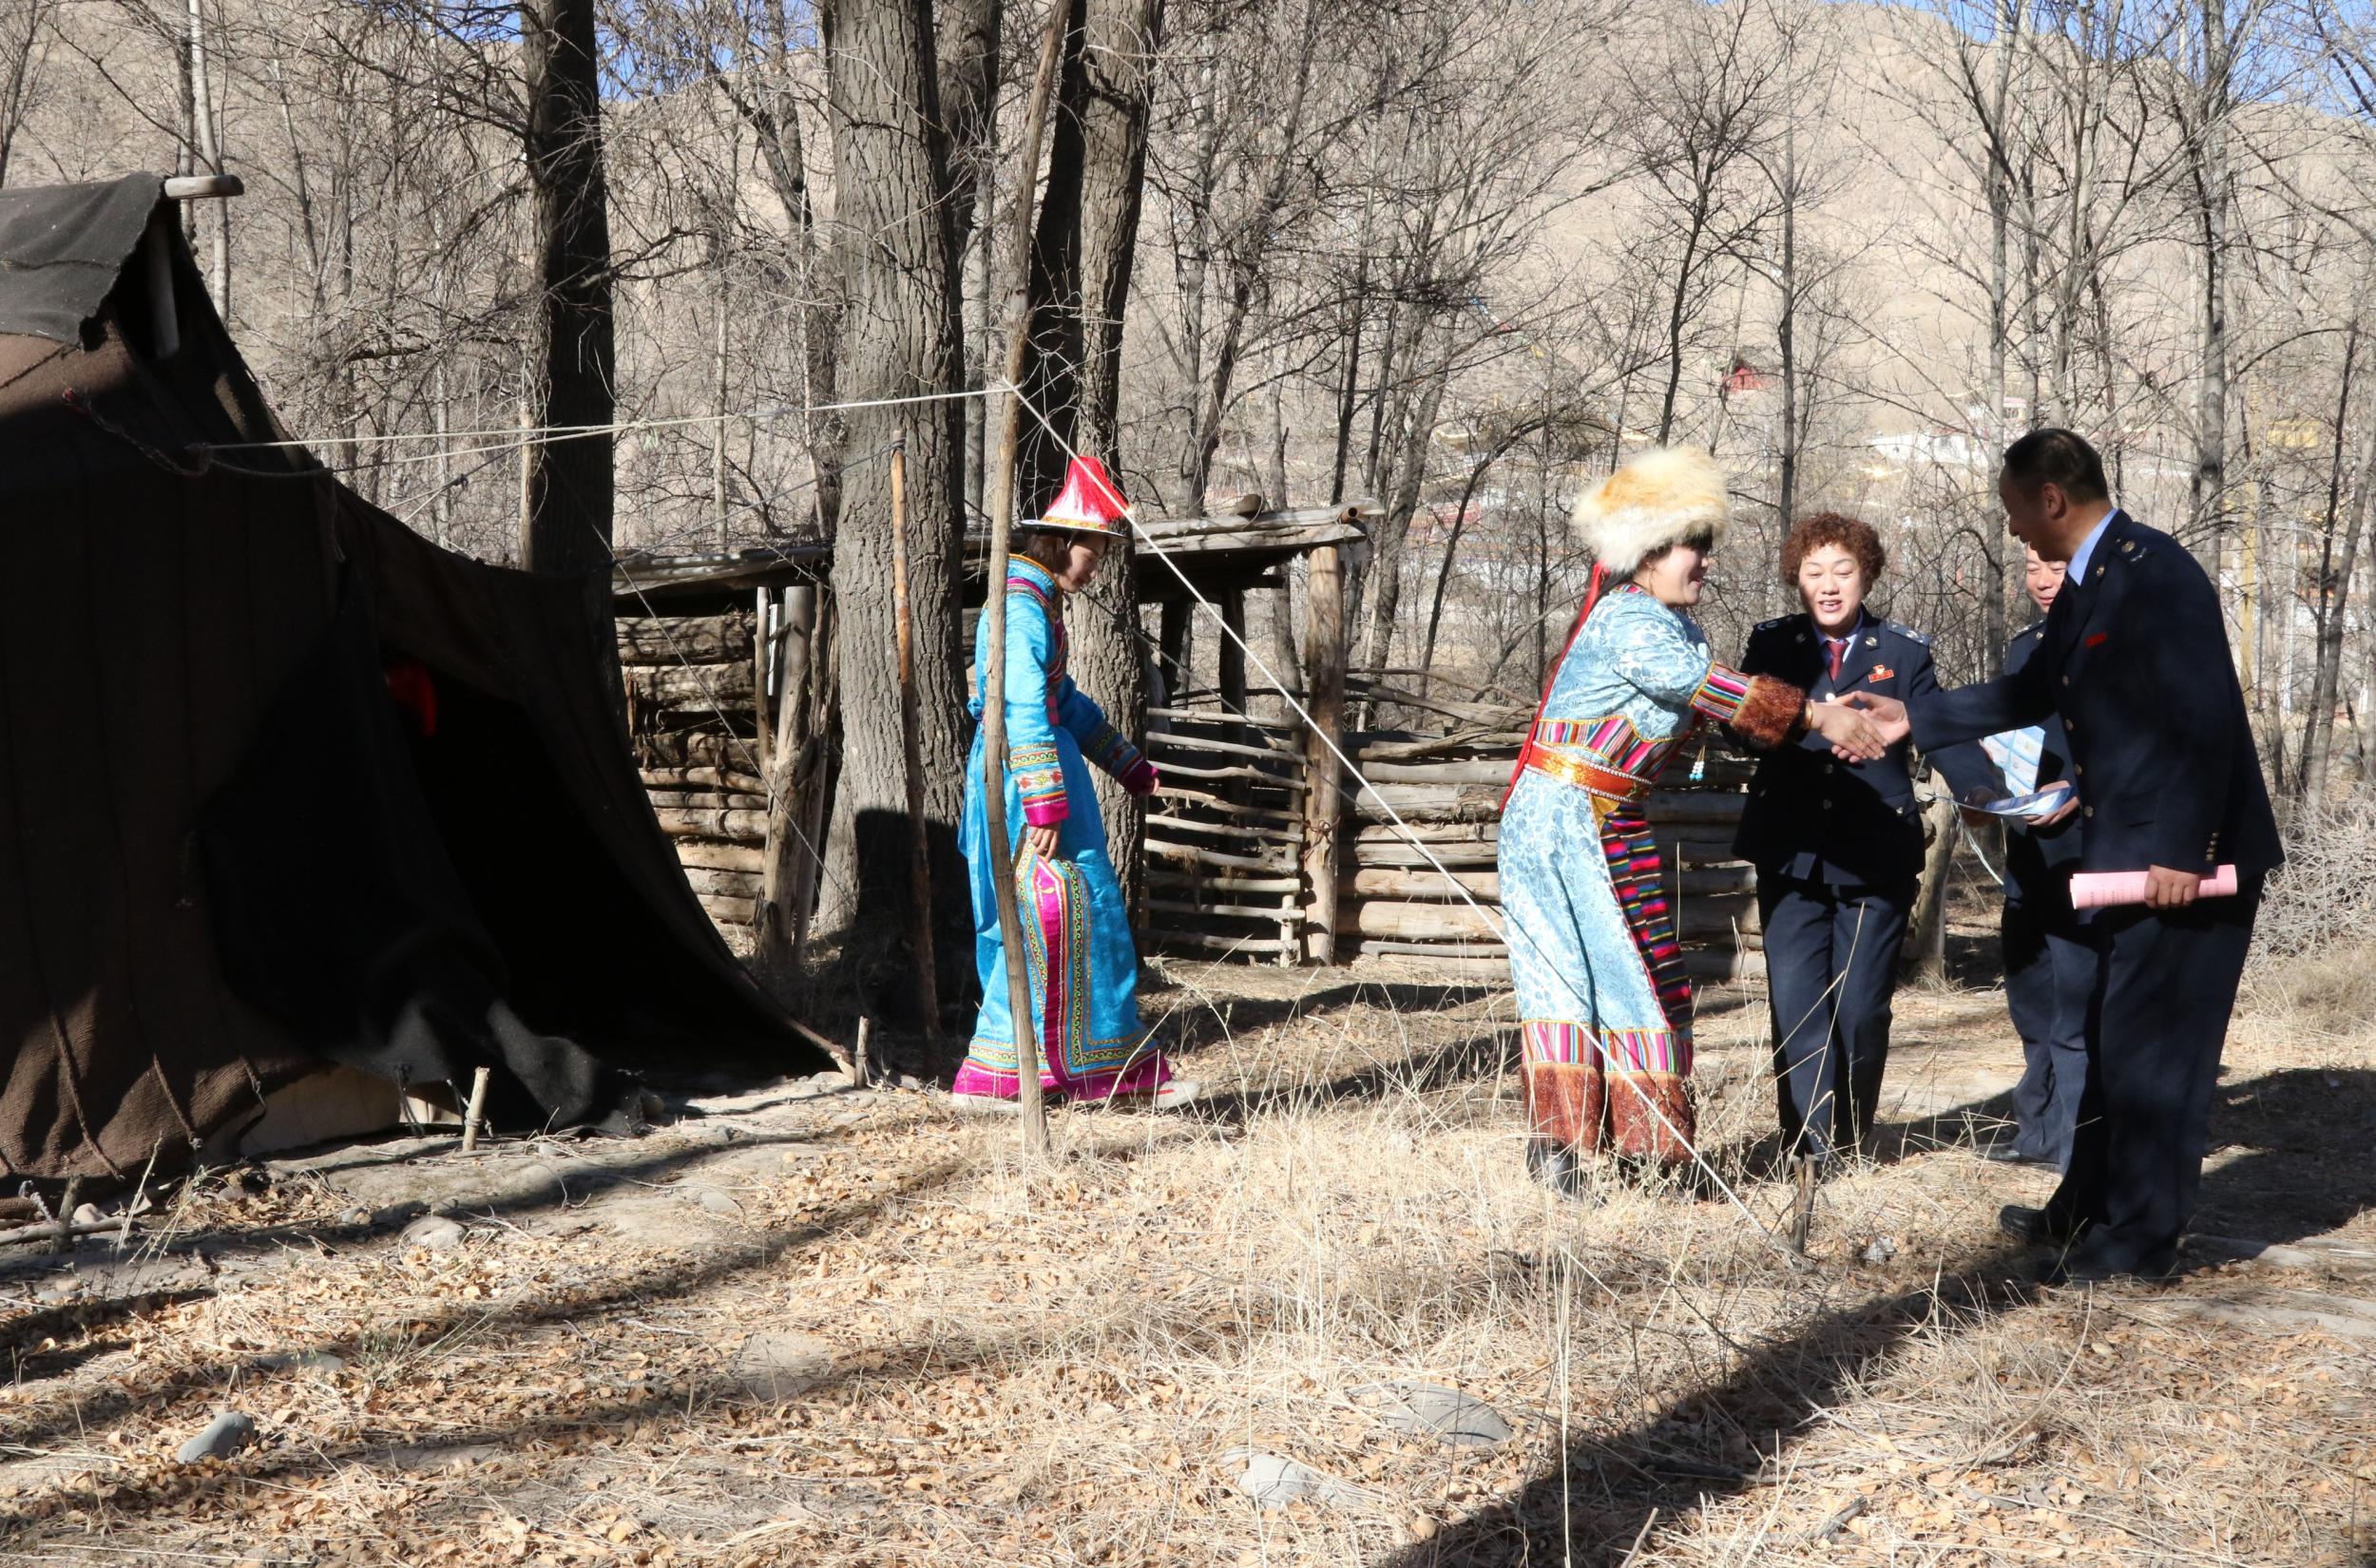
[3,905,2372,1567]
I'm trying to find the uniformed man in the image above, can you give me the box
[1847,430,2283,1285]
[1734,512,1994,1172]
[1966,547,2088,1170]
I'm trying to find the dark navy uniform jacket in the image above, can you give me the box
[1908,512,2282,882]
[1994,622,2084,908]
[1734,611,1995,888]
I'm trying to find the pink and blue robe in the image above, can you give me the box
[955,559,1168,1100]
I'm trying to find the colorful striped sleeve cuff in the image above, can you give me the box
[1083,722,1146,782]
[1696,666,1804,750]
[1010,744,1068,825]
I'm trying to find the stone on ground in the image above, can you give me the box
[177,1411,258,1464]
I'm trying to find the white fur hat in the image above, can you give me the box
[1571,446,1732,569]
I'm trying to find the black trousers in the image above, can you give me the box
[2001,893,2091,1167]
[1757,874,1913,1157]
[2047,882,2262,1271]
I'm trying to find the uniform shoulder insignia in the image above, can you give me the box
[1883,621,1931,646]
[1753,616,1790,632]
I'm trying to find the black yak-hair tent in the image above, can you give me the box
[0,175,827,1179]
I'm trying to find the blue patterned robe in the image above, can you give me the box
[1499,584,1796,1162]
[956,559,1166,1099]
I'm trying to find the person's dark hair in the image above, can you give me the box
[2001,428,2109,504]
[1013,527,1076,573]
[1780,510,1886,587]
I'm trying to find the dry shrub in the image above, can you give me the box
[2249,793,2376,964]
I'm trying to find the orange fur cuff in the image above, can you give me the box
[1730,673,1805,751]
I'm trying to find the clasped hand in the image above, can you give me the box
[1804,696,1888,763]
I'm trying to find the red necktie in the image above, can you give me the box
[1826,638,1846,680]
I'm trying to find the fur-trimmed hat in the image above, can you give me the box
[1572,446,1731,570]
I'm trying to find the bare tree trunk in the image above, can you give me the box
[814,0,971,1024]
[0,0,55,190]
[1360,345,1449,681]
[1015,0,1165,911]
[2303,320,2374,813]
[518,0,617,588]
[2189,0,2232,579]
[1180,0,1319,501]
[939,0,1001,527]
[187,0,229,318]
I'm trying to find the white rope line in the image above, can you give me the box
[1000,382,1792,1253]
[199,387,989,455]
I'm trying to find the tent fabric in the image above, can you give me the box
[0,175,161,345]
[0,176,823,1179]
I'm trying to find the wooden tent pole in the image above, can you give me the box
[1299,544,1346,964]
[980,0,1072,1158]
[890,434,939,1040]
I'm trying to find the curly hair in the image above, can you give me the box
[1779,510,1887,587]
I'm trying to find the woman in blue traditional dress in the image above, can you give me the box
[1498,448,1884,1193]
[954,456,1196,1110]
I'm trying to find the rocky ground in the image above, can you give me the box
[3,919,2371,1567]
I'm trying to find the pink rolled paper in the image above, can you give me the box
[2068,864,2238,910]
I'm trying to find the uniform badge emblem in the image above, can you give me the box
[2086,632,2109,648]
[1868,665,1893,681]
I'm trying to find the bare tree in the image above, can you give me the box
[812,0,971,1021]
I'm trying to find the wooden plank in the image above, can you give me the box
[683,866,762,899]
[626,661,756,708]
[1338,900,1499,941]
[1343,939,1510,964]
[1158,756,1308,790]
[641,765,770,797]
[645,788,770,812]
[618,613,753,665]
[1352,757,1515,785]
[1148,793,1307,829]
[1148,929,1297,955]
[698,891,757,925]
[1348,867,1499,901]
[1147,728,1303,762]
[1679,864,1757,897]
[1683,947,1765,983]
[1147,897,1299,920]
[675,839,766,873]
[1147,869,1302,894]
[1145,839,1295,874]
[654,807,770,840]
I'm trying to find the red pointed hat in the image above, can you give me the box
[1031,455,1130,536]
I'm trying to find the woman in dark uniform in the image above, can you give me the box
[1734,513,1990,1173]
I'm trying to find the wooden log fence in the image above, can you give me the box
[1142,709,1761,983]
[619,596,826,940]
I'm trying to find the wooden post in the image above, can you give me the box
[461,1066,492,1153]
[1158,597,1190,696]
[792,596,837,971]
[890,436,939,1039]
[757,585,816,971]
[1900,766,1959,984]
[1217,586,1249,717]
[1299,545,1347,964]
[754,587,775,777]
[979,0,1072,1159]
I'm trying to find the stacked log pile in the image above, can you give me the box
[1142,706,1759,981]
[1332,730,1761,982]
[620,608,771,929]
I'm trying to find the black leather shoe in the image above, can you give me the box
[2040,1244,2179,1287]
[1978,1144,2055,1167]
[1998,1204,2081,1247]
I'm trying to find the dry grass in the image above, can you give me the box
[1,934,2371,1567]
